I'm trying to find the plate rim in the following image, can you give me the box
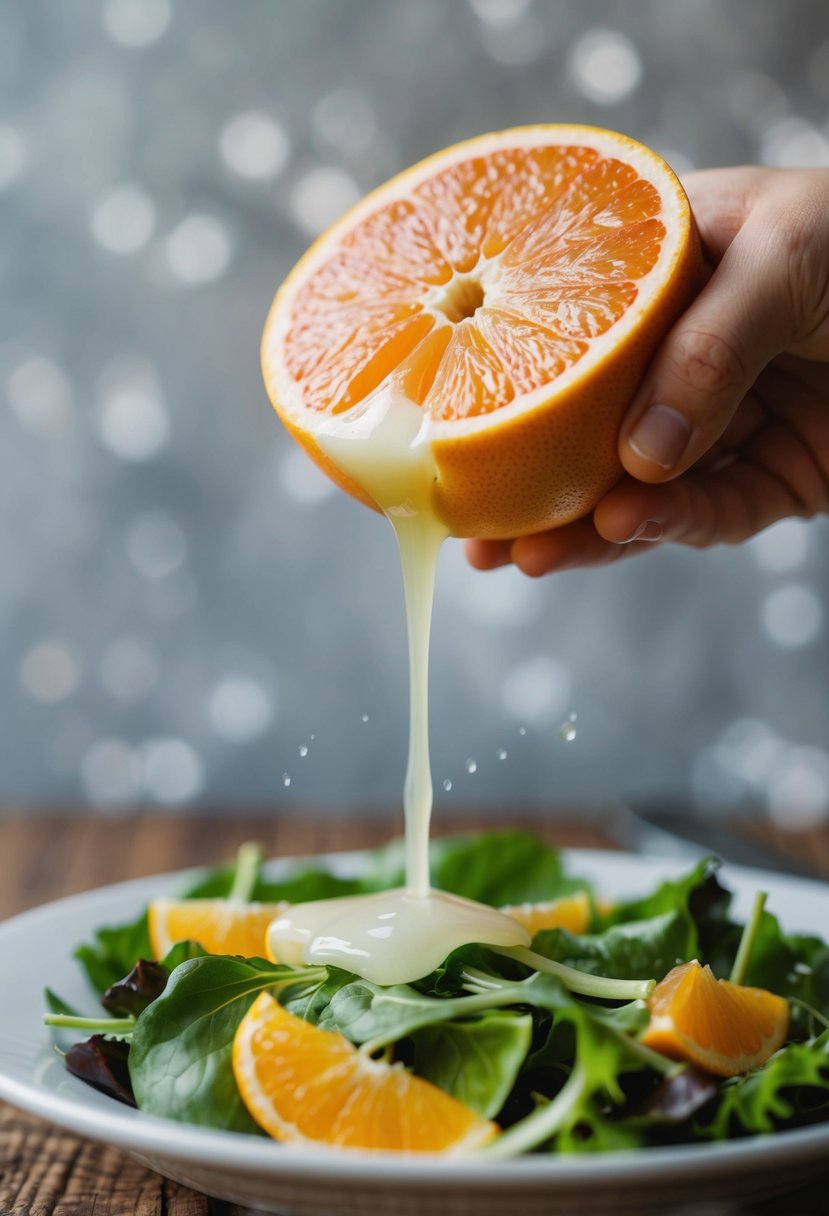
[2,846,829,1189]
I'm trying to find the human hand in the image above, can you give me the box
[465,166,829,577]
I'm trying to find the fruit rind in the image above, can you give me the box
[262,125,702,537]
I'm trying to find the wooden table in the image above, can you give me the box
[1,810,827,1215]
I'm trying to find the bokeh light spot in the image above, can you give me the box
[766,748,829,829]
[91,184,156,254]
[760,116,829,167]
[19,640,82,704]
[8,356,74,437]
[97,382,170,461]
[219,110,290,181]
[761,583,823,648]
[290,167,361,238]
[501,655,571,727]
[209,676,275,742]
[312,89,377,156]
[81,738,141,806]
[142,737,204,804]
[467,0,535,24]
[104,0,171,48]
[165,214,232,284]
[750,519,810,573]
[568,29,642,105]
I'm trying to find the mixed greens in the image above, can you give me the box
[45,831,829,1154]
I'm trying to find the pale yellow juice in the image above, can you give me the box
[268,386,529,983]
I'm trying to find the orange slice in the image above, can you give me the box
[641,960,790,1077]
[262,125,700,538]
[233,992,498,1152]
[148,898,287,959]
[500,890,591,935]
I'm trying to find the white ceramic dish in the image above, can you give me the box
[1,849,827,1216]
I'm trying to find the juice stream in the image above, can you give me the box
[268,388,528,984]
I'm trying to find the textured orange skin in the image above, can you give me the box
[263,128,704,539]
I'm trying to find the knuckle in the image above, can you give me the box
[778,192,829,343]
[665,326,748,399]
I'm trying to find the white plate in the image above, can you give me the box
[1,849,827,1216]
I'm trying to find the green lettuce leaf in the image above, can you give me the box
[410,1011,532,1118]
[129,955,324,1133]
[532,910,696,983]
[699,1031,829,1139]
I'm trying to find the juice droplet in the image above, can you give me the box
[361,713,369,723]
[298,744,309,757]
[496,748,508,760]
[442,778,453,792]
[518,726,527,736]
[282,772,292,786]
[559,718,577,742]
[465,758,477,774]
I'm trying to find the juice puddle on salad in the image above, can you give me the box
[268,386,529,985]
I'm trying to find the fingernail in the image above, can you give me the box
[628,405,693,470]
[620,520,663,544]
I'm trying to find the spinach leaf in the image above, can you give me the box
[366,831,585,905]
[129,955,324,1132]
[319,971,573,1047]
[74,910,152,994]
[409,1011,532,1118]
[602,857,725,927]
[426,831,586,905]
[44,987,82,1017]
[183,864,366,904]
[533,910,696,983]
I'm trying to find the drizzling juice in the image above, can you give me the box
[267,387,529,982]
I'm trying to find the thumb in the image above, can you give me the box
[620,213,794,482]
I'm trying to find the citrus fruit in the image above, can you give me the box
[262,124,701,538]
[641,960,790,1077]
[233,991,498,1152]
[500,890,592,935]
[148,898,287,959]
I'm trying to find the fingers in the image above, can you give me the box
[464,538,512,570]
[620,176,798,484]
[463,513,659,578]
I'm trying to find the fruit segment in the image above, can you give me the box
[286,146,668,420]
[148,898,287,959]
[233,992,499,1152]
[641,960,790,1077]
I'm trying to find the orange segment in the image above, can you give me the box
[148,898,287,960]
[233,992,498,1153]
[500,891,591,936]
[641,960,790,1078]
[262,124,701,538]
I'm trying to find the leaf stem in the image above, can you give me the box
[43,1013,136,1035]
[228,842,264,902]
[494,946,655,1001]
[729,891,766,985]
[479,1060,590,1158]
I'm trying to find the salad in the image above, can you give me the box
[44,831,829,1156]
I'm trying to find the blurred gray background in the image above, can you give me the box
[2,0,828,827]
